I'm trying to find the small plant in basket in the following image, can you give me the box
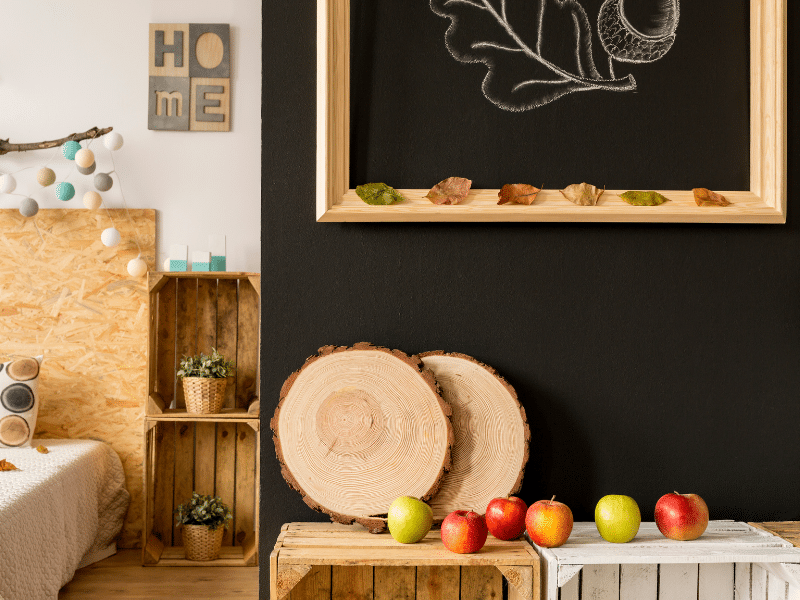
[177,348,235,414]
[175,492,233,561]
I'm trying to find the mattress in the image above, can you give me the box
[0,439,130,600]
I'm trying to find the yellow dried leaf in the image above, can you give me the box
[560,183,605,206]
[693,188,731,207]
[0,459,18,471]
[36,445,49,454]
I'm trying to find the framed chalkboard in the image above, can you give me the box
[317,0,786,223]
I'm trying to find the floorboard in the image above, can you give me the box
[58,549,259,599]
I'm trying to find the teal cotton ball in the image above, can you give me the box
[77,162,96,175]
[55,182,75,201]
[19,197,39,217]
[62,140,81,160]
[94,173,113,192]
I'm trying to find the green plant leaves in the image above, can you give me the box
[620,191,670,206]
[177,348,235,379]
[356,183,406,205]
[175,492,233,531]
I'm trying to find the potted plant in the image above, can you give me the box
[177,348,235,414]
[175,492,233,561]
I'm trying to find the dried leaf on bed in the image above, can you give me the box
[0,459,19,471]
[35,445,49,454]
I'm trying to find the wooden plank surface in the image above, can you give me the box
[582,564,619,600]
[752,564,768,600]
[460,566,502,600]
[288,565,331,600]
[155,277,177,409]
[769,572,789,600]
[332,566,373,600]
[698,563,734,600]
[216,420,237,546]
[560,569,579,600]
[216,279,238,409]
[194,422,216,495]
[196,278,217,354]
[235,422,256,548]
[374,566,415,600]
[174,277,198,408]
[659,563,698,600]
[172,422,195,545]
[735,563,752,600]
[619,564,657,600]
[235,279,259,409]
[417,566,460,600]
[751,523,800,548]
[152,421,175,547]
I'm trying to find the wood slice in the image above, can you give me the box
[0,415,30,446]
[272,343,453,532]
[419,352,530,521]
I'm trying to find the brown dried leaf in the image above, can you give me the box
[498,184,542,205]
[560,183,605,206]
[35,445,49,454]
[425,177,472,205]
[693,188,731,207]
[0,459,18,471]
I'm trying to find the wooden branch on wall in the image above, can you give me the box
[0,126,113,156]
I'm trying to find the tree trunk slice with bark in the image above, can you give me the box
[272,343,453,533]
[419,352,530,522]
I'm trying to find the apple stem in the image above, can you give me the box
[550,495,556,504]
[674,491,680,495]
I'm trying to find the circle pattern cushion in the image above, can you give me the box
[0,357,42,448]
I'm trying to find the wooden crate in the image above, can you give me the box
[533,521,800,600]
[142,272,260,567]
[270,522,540,600]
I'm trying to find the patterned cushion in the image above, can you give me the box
[0,356,42,448]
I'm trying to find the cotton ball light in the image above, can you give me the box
[77,162,96,175]
[127,257,148,277]
[104,132,123,151]
[83,191,102,209]
[75,148,95,168]
[163,258,171,271]
[94,172,113,192]
[61,140,81,160]
[19,197,39,218]
[55,182,75,201]
[0,174,17,194]
[101,227,121,247]
[37,167,56,187]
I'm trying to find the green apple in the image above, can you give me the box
[388,496,433,544]
[595,495,641,543]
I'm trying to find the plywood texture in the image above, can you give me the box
[0,209,156,548]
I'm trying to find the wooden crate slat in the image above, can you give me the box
[659,563,698,600]
[152,421,175,547]
[374,566,415,600]
[735,563,752,600]
[216,420,237,546]
[560,568,579,600]
[581,564,619,600]
[619,564,656,600]
[155,278,177,409]
[698,563,734,600]
[553,547,800,565]
[194,422,216,495]
[216,278,239,409]
[287,565,331,600]
[235,422,256,548]
[332,566,373,600]
[751,523,800,548]
[460,565,502,600]
[196,278,218,353]
[279,546,533,566]
[174,277,199,408]
[236,278,259,409]
[172,422,195,545]
[417,566,460,600]
[281,532,531,548]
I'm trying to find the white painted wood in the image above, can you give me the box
[542,547,558,600]
[768,572,789,600]
[619,564,657,600]
[559,565,583,588]
[699,563,734,600]
[759,563,800,588]
[560,570,579,600]
[787,583,800,600]
[752,564,768,600]
[734,563,752,600]
[581,564,619,600]
[553,547,800,565]
[659,563,699,600]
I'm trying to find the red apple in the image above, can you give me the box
[525,496,573,548]
[655,492,709,541]
[441,510,488,554]
[486,496,528,540]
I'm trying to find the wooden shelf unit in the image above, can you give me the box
[143,272,260,567]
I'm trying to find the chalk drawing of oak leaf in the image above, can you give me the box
[430,0,637,111]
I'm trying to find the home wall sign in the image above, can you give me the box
[317,0,786,223]
[148,24,231,132]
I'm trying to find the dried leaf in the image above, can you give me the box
[355,183,406,206]
[620,191,670,206]
[693,188,731,207]
[35,445,49,454]
[425,177,472,205]
[560,183,605,206]
[498,184,542,205]
[0,459,18,471]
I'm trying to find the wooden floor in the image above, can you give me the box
[58,550,259,599]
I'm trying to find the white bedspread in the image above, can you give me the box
[0,439,130,600]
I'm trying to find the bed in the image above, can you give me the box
[0,439,130,600]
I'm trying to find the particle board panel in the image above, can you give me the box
[0,208,155,549]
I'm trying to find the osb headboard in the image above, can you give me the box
[0,209,155,548]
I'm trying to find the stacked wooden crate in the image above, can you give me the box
[142,272,260,566]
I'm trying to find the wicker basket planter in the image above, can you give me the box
[182,524,224,561]
[182,377,227,414]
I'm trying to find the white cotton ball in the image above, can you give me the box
[83,191,102,209]
[104,132,124,151]
[127,257,148,277]
[75,148,95,168]
[0,174,17,194]
[101,227,121,247]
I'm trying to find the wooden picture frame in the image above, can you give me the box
[317,0,786,223]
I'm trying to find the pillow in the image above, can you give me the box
[0,356,42,448]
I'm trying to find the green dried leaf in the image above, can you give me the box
[355,183,406,206]
[620,191,670,206]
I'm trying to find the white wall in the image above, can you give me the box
[0,1,261,273]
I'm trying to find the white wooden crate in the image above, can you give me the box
[532,521,800,600]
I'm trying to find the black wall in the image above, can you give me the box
[261,2,799,594]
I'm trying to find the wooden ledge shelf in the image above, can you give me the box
[146,407,259,423]
[144,533,258,567]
